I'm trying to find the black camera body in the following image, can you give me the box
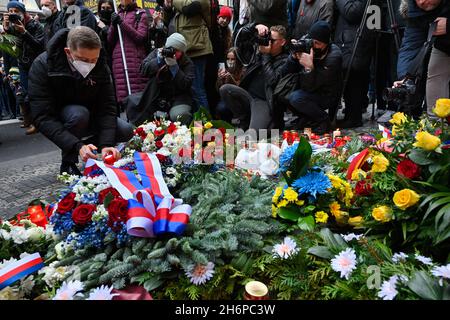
[161,47,176,58]
[255,33,270,46]
[289,35,314,54]
[8,13,22,23]
[383,79,417,104]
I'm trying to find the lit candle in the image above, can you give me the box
[244,281,269,300]
[28,205,47,227]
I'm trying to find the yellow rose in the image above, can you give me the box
[393,189,420,210]
[433,98,450,118]
[315,211,329,224]
[371,154,389,173]
[389,112,407,126]
[372,206,393,223]
[348,216,364,228]
[272,187,283,204]
[351,169,367,181]
[413,131,441,151]
[204,122,213,129]
[284,187,299,202]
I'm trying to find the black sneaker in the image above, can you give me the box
[60,162,82,176]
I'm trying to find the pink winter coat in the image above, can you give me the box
[108,3,148,103]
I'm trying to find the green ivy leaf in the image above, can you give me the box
[278,206,302,222]
[297,215,315,232]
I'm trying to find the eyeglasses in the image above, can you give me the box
[270,38,282,43]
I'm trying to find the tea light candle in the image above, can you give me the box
[244,281,269,300]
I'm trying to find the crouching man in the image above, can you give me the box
[28,26,133,175]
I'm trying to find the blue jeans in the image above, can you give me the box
[288,89,329,123]
[60,104,134,163]
[191,56,209,111]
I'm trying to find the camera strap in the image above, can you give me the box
[406,21,438,80]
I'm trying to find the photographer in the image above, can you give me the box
[394,0,450,119]
[140,33,195,125]
[281,20,343,134]
[220,24,288,131]
[2,1,45,135]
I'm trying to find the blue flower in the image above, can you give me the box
[278,145,298,173]
[292,171,331,198]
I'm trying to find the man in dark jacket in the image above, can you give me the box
[40,0,60,46]
[3,1,45,135]
[292,0,334,39]
[140,33,195,125]
[334,0,376,128]
[220,24,289,131]
[282,20,343,134]
[394,0,450,118]
[28,27,133,176]
[53,0,98,35]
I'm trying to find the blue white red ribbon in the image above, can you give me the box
[0,253,44,290]
[86,152,191,238]
[378,124,392,139]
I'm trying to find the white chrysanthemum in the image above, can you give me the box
[10,226,28,244]
[166,167,177,175]
[392,252,409,263]
[0,257,18,269]
[0,228,11,241]
[431,264,450,286]
[185,262,215,286]
[53,280,84,300]
[331,248,358,280]
[113,157,134,168]
[378,275,399,300]
[26,227,45,242]
[341,233,364,242]
[157,147,172,157]
[87,285,119,300]
[272,237,300,259]
[415,254,433,266]
[20,276,35,295]
[92,205,109,222]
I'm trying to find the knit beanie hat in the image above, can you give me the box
[218,6,232,20]
[7,1,26,13]
[309,20,331,44]
[165,33,187,53]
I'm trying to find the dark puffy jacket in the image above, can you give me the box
[108,3,149,103]
[281,44,343,105]
[28,29,118,154]
[7,16,45,72]
[140,49,195,105]
[397,0,450,79]
[334,0,375,71]
[240,50,289,114]
[293,0,334,39]
[43,11,61,46]
[53,1,97,32]
[249,0,289,28]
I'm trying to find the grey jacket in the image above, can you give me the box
[293,0,334,39]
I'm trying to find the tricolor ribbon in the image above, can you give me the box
[378,124,392,139]
[0,253,44,290]
[86,152,191,238]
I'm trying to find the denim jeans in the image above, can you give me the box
[60,104,134,163]
[191,56,209,111]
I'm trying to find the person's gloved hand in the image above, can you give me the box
[111,12,122,26]
[164,57,177,66]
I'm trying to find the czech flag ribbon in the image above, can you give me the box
[378,124,392,139]
[0,253,44,290]
[86,152,192,238]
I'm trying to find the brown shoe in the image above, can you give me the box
[25,125,38,135]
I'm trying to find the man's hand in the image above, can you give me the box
[297,48,314,70]
[2,14,10,30]
[255,24,269,36]
[259,42,271,54]
[14,20,26,34]
[101,147,121,162]
[111,12,122,26]
[79,144,98,162]
[393,79,405,88]
[433,17,447,36]
[97,19,106,29]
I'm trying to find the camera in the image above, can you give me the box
[161,47,176,58]
[383,79,417,103]
[8,13,22,23]
[255,33,270,46]
[289,35,314,54]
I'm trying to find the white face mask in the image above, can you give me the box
[71,59,96,78]
[42,6,53,18]
[226,60,235,69]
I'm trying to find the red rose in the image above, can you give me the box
[107,198,129,229]
[98,187,121,204]
[355,180,373,196]
[156,153,167,162]
[57,193,77,214]
[135,127,146,139]
[167,123,177,134]
[72,204,96,225]
[155,140,163,148]
[397,159,421,179]
[154,129,165,137]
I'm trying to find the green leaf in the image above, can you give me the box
[436,203,450,232]
[278,206,302,222]
[297,215,315,232]
[103,192,115,209]
[409,149,435,166]
[210,120,234,130]
[192,107,212,123]
[143,276,164,292]
[307,246,334,259]
[407,271,442,300]
[320,228,347,251]
[289,137,312,183]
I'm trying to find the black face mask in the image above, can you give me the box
[99,9,113,21]
[313,46,328,58]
